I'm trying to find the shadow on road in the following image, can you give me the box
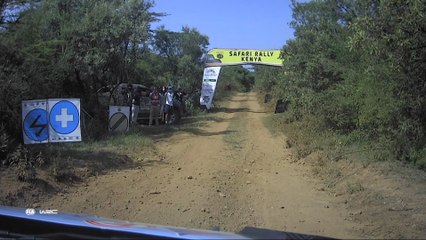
[148,128,237,141]
[137,113,238,141]
[211,107,267,114]
[0,147,163,207]
[59,149,142,170]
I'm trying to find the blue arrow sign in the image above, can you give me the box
[49,100,79,134]
[23,108,48,142]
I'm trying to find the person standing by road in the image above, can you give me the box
[175,88,187,116]
[125,84,134,123]
[164,86,174,124]
[159,85,166,123]
[149,86,160,126]
[131,87,141,124]
[126,84,133,107]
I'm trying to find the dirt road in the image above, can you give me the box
[44,92,361,238]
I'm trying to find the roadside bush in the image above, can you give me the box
[317,91,358,134]
[7,145,44,182]
[184,93,204,115]
[0,124,11,164]
[414,150,426,170]
[49,154,76,182]
[390,118,426,164]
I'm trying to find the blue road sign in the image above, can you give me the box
[23,108,48,142]
[49,100,79,134]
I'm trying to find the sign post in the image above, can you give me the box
[22,98,82,144]
[48,99,81,142]
[22,100,49,144]
[109,106,130,133]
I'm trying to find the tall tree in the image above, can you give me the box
[151,26,209,92]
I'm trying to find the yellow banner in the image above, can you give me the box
[205,49,283,67]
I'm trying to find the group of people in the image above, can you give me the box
[156,85,186,125]
[124,84,186,126]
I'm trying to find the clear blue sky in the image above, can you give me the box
[151,0,295,50]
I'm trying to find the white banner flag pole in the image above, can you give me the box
[200,66,221,110]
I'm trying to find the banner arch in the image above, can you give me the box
[200,49,283,110]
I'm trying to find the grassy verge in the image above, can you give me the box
[0,127,158,206]
[3,129,154,186]
[66,130,152,155]
[264,109,399,164]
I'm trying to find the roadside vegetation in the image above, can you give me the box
[255,0,426,170]
[0,0,210,174]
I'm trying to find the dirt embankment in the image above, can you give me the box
[1,92,425,239]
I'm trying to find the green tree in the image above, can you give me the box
[151,26,209,92]
[348,0,426,163]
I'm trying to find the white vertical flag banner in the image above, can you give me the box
[48,98,82,142]
[200,66,221,110]
[109,106,130,133]
[22,99,49,144]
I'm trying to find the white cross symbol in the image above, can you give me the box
[56,108,74,128]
